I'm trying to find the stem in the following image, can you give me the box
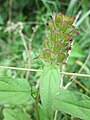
[63,72,90,78]
[54,110,58,120]
[26,26,38,79]
[65,52,90,89]
[8,0,12,44]
[19,30,31,80]
[60,65,65,87]
[8,0,12,22]
[73,79,90,92]
[35,91,40,120]
[0,66,42,72]
[69,52,90,81]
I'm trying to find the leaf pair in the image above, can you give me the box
[40,64,90,120]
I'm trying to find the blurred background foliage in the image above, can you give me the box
[0,0,90,119]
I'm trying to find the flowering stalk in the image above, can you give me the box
[41,13,77,65]
[40,13,78,88]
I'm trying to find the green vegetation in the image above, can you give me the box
[0,0,90,120]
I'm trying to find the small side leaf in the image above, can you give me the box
[0,76,31,105]
[53,87,90,120]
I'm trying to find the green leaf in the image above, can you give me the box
[75,10,90,27]
[40,64,60,118]
[53,87,90,120]
[3,108,32,120]
[39,106,49,120]
[0,76,31,105]
[66,0,78,15]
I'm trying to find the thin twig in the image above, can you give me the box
[54,110,58,120]
[65,78,90,92]
[73,79,90,92]
[0,66,42,72]
[26,25,39,79]
[65,52,90,89]
[8,0,12,23]
[70,54,90,80]
[0,66,90,78]
[60,65,64,87]
[18,29,31,79]
[69,53,90,81]
[8,0,12,44]
[73,10,82,26]
[63,72,90,78]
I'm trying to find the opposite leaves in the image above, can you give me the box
[39,64,90,120]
